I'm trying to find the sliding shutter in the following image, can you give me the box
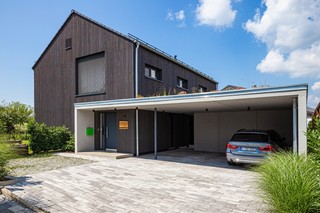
[77,53,105,95]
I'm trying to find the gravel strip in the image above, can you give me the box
[7,154,94,177]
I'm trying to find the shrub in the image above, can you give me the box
[28,120,72,153]
[255,152,320,213]
[63,135,75,152]
[306,117,320,163]
[0,140,17,180]
[0,101,33,140]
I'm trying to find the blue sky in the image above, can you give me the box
[0,0,319,107]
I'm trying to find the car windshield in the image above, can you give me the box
[231,133,268,142]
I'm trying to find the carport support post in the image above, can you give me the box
[136,108,139,157]
[74,108,78,154]
[292,98,298,154]
[154,108,157,160]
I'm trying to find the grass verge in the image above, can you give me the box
[7,154,94,177]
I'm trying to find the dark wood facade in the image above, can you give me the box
[33,11,217,154]
[34,13,134,132]
[138,47,217,97]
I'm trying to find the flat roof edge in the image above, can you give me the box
[74,84,308,109]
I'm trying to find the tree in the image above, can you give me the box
[0,101,33,140]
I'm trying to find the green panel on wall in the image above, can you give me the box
[86,127,94,136]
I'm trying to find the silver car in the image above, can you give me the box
[226,129,284,165]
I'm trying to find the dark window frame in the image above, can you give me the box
[65,38,72,50]
[75,51,106,97]
[198,85,207,92]
[177,77,188,90]
[144,64,162,82]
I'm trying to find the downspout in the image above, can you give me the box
[135,41,140,98]
[293,97,298,154]
[135,41,140,156]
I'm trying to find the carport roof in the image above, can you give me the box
[74,84,308,113]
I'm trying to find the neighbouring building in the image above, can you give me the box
[34,10,308,156]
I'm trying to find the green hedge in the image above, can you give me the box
[27,120,74,153]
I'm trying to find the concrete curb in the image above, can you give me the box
[0,187,47,213]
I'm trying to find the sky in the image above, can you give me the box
[0,0,320,108]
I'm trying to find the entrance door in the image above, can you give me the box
[105,112,117,150]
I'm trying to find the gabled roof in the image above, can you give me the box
[33,10,217,83]
[222,85,246,91]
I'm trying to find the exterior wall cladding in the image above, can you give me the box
[33,11,217,154]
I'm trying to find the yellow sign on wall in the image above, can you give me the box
[119,121,128,130]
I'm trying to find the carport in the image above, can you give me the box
[74,84,308,157]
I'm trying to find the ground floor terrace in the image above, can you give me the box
[74,84,308,157]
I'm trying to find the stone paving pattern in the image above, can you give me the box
[0,194,34,213]
[6,150,268,212]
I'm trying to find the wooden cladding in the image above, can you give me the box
[34,11,217,136]
[34,14,134,131]
[65,38,72,50]
[138,46,217,97]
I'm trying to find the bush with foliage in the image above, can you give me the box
[0,140,17,180]
[0,101,33,140]
[255,152,320,213]
[28,120,74,153]
[63,135,75,152]
[306,117,320,163]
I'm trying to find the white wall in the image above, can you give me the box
[194,109,292,153]
[75,109,95,152]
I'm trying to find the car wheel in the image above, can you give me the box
[227,161,236,166]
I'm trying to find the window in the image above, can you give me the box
[231,133,268,142]
[177,77,188,89]
[145,65,162,81]
[198,85,207,92]
[65,38,72,50]
[76,52,105,95]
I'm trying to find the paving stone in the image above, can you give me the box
[5,150,267,212]
[0,194,34,213]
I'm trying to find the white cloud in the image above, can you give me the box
[196,0,236,28]
[245,0,320,78]
[166,9,186,27]
[175,10,185,21]
[166,10,174,21]
[312,82,320,91]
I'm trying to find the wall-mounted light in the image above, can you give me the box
[247,107,251,111]
[205,108,208,112]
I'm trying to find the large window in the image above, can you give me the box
[177,77,188,90]
[77,52,105,95]
[145,65,162,81]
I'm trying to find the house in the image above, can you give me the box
[34,10,308,157]
[33,10,217,154]
[221,85,245,91]
[313,102,320,119]
[307,107,315,123]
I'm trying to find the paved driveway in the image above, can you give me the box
[6,150,267,213]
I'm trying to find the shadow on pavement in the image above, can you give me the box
[139,148,251,170]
